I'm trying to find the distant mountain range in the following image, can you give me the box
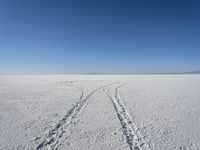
[0,71,200,75]
[87,71,200,75]
[185,71,200,74]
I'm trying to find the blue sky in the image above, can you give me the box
[0,0,200,74]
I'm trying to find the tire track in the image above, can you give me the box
[37,82,116,150]
[58,81,87,100]
[104,84,150,150]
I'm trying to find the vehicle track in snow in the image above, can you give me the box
[104,84,150,150]
[58,81,87,100]
[36,81,116,150]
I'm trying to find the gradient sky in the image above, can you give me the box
[0,0,200,74]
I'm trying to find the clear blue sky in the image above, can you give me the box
[0,0,200,74]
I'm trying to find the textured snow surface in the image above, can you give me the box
[0,75,200,150]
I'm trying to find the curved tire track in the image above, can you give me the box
[104,84,150,150]
[58,81,87,100]
[37,82,116,150]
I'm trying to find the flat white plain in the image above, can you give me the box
[0,75,200,150]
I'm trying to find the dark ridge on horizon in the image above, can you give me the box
[86,71,200,75]
[185,71,200,74]
[0,70,200,75]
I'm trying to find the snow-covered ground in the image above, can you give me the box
[0,75,200,150]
